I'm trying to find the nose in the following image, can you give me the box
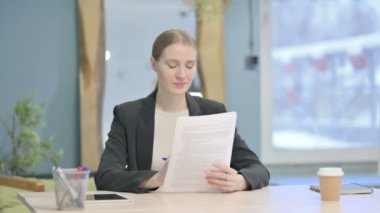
[175,66,186,78]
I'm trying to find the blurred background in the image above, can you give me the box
[0,0,379,187]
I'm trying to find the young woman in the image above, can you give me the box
[95,29,270,193]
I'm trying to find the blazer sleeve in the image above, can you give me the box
[95,106,156,193]
[196,98,270,190]
[214,104,269,190]
[230,129,270,190]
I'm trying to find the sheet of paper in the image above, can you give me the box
[159,111,237,192]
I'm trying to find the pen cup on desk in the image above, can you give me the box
[53,167,90,210]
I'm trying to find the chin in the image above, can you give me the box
[171,90,187,95]
[170,87,188,95]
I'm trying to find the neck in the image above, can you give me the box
[156,90,187,112]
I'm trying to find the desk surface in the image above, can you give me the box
[18,185,380,213]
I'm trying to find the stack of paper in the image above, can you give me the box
[159,112,237,192]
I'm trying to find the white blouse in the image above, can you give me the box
[151,107,189,171]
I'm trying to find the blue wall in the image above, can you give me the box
[225,0,262,154]
[0,0,79,173]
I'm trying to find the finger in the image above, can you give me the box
[157,160,170,184]
[212,162,230,171]
[205,170,229,181]
[212,162,237,175]
[206,177,235,187]
[206,179,236,192]
[207,172,236,185]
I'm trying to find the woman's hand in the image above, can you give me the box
[205,162,248,192]
[139,160,169,189]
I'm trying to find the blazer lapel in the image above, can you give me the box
[186,93,202,116]
[136,91,156,170]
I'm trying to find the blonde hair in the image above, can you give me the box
[151,29,197,61]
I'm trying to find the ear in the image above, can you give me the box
[150,57,158,72]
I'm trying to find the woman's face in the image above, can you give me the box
[151,43,197,96]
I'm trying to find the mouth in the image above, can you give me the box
[174,82,187,88]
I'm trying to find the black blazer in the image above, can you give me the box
[95,91,270,193]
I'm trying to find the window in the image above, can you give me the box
[260,0,380,164]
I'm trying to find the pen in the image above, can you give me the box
[56,167,78,200]
[78,165,89,208]
[56,167,81,208]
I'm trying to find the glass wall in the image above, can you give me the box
[271,0,380,150]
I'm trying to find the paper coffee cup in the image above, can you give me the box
[317,167,344,201]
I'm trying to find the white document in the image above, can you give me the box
[159,111,237,192]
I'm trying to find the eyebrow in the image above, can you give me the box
[164,59,196,63]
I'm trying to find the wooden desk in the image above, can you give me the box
[18,185,380,213]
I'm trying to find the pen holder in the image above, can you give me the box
[53,168,90,210]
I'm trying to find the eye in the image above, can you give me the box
[167,63,177,69]
[185,62,195,69]
[168,64,176,69]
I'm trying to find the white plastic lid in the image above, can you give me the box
[317,167,344,176]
